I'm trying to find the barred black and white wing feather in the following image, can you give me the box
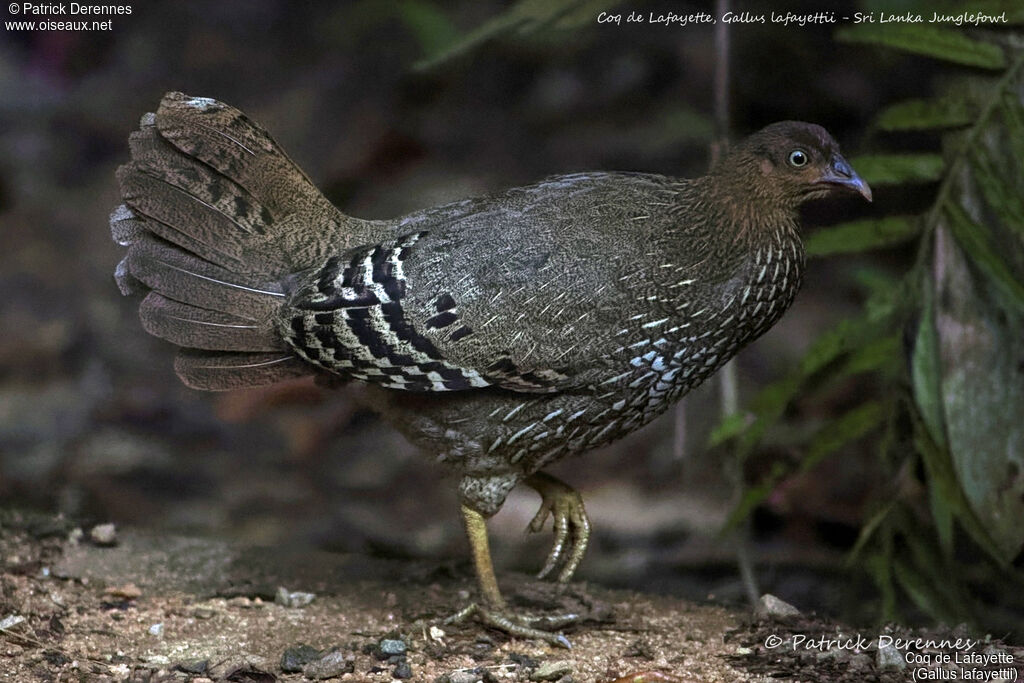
[282,173,722,395]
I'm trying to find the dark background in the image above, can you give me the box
[0,0,937,625]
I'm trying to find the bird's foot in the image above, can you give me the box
[444,602,576,649]
[525,473,591,583]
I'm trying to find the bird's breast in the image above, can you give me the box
[595,228,805,430]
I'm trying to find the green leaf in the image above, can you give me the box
[805,216,921,256]
[911,267,947,450]
[849,154,945,185]
[929,462,955,556]
[847,502,895,562]
[930,225,1024,560]
[942,203,1024,308]
[838,335,901,377]
[836,24,1006,70]
[913,406,1008,565]
[876,98,972,131]
[802,401,885,466]
[722,402,884,532]
[707,412,749,448]
[413,0,621,71]
[398,1,461,60]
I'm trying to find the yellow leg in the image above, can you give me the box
[461,504,506,610]
[450,503,574,648]
[524,473,591,584]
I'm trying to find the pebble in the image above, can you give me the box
[280,644,322,673]
[531,661,573,681]
[226,596,263,609]
[848,653,872,670]
[393,661,413,679]
[448,672,483,683]
[303,650,355,679]
[104,583,142,600]
[275,586,316,608]
[877,643,906,671]
[379,638,407,656]
[174,659,208,674]
[0,615,26,631]
[755,594,800,619]
[89,523,118,546]
[148,623,164,637]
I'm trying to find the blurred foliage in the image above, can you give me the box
[409,0,622,71]
[715,6,1024,634]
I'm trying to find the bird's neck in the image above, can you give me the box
[700,164,801,248]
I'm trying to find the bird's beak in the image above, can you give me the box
[817,154,872,202]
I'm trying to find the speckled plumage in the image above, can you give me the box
[111,93,870,641]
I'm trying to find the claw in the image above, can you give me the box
[444,602,573,649]
[525,473,591,584]
[458,502,578,647]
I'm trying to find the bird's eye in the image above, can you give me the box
[788,149,809,167]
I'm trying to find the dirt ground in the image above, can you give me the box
[2,510,1021,683]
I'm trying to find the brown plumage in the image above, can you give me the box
[111,92,871,646]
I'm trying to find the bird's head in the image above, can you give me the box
[722,121,872,208]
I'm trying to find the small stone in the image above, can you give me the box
[755,594,800,619]
[448,672,482,683]
[816,648,849,662]
[0,615,26,631]
[848,653,872,670]
[393,661,413,679]
[275,586,316,608]
[192,607,216,619]
[877,643,906,671]
[530,660,573,681]
[148,623,164,637]
[429,625,446,642]
[104,583,142,600]
[734,646,754,656]
[303,650,354,679]
[379,638,407,656]
[68,528,84,545]
[280,644,321,673]
[89,523,118,546]
[173,659,208,674]
[226,596,262,609]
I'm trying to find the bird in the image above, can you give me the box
[110,92,872,647]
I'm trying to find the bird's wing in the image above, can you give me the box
[284,172,710,393]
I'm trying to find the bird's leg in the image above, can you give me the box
[524,472,591,584]
[461,503,506,610]
[446,504,573,648]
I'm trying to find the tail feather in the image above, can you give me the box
[124,235,284,319]
[174,349,310,391]
[155,94,320,215]
[127,124,270,238]
[112,92,368,390]
[140,292,284,352]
